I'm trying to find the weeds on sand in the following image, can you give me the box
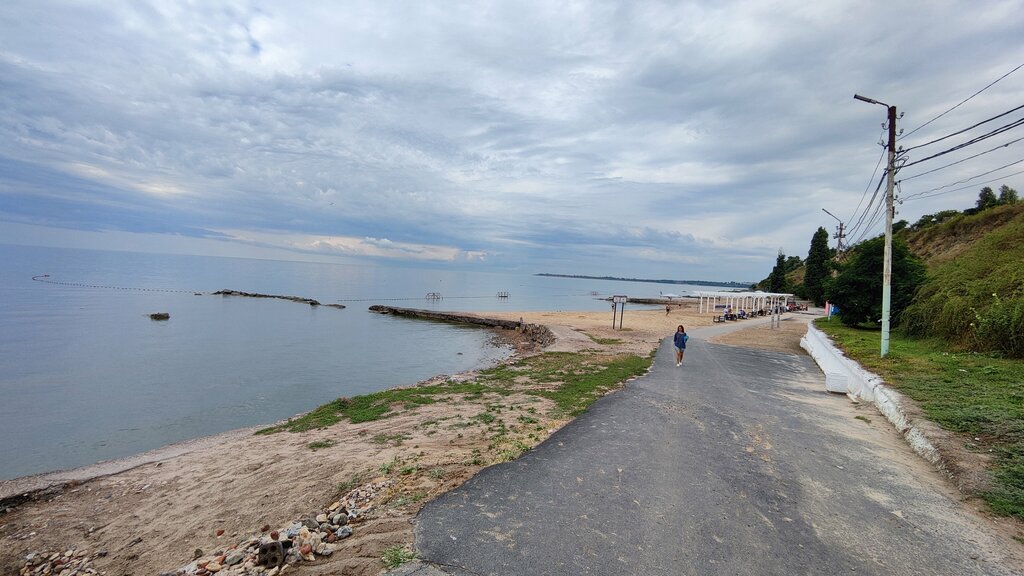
[381,545,415,569]
[306,439,336,451]
[257,352,650,435]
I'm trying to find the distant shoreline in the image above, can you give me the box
[535,273,751,289]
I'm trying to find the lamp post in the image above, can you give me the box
[854,94,896,357]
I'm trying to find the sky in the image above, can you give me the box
[1,1,1022,283]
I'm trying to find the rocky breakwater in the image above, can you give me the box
[368,306,555,350]
[212,290,345,309]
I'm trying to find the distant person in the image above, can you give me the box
[666,304,671,315]
[673,325,689,366]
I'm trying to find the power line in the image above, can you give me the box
[847,136,887,225]
[902,104,1024,152]
[901,116,1024,169]
[847,170,886,238]
[899,135,1024,181]
[902,159,1024,200]
[901,62,1024,141]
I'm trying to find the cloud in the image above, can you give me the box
[1,0,1023,282]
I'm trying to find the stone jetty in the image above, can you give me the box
[368,306,555,348]
[212,290,345,309]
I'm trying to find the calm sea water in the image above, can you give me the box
[0,244,731,480]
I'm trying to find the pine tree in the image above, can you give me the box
[768,250,787,292]
[804,227,831,306]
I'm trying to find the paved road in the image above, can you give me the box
[408,326,1022,575]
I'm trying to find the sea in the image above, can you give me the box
[0,244,732,481]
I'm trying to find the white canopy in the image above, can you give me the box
[693,290,793,314]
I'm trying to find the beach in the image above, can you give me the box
[1,302,731,576]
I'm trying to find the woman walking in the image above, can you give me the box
[673,325,688,366]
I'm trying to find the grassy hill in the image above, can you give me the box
[900,202,1024,357]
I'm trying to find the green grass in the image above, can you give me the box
[815,318,1024,519]
[306,439,336,451]
[336,471,368,494]
[257,352,651,435]
[255,380,502,434]
[585,333,623,345]
[381,545,415,569]
[508,352,652,416]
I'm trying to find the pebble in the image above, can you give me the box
[20,479,397,576]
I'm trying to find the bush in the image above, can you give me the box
[972,294,1024,357]
[825,235,926,328]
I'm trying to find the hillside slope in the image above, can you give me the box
[900,203,1024,357]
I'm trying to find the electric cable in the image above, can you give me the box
[899,135,1024,182]
[901,117,1024,169]
[847,135,887,225]
[901,62,1024,141]
[902,158,1024,200]
[903,104,1024,152]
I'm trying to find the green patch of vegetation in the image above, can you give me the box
[428,467,445,479]
[585,333,623,345]
[473,412,496,424]
[495,439,531,462]
[336,471,368,494]
[400,464,419,475]
[815,318,1024,520]
[389,490,428,508]
[381,545,416,569]
[900,203,1024,358]
[379,455,404,475]
[256,352,650,444]
[465,448,485,466]
[256,380,504,434]
[854,415,872,424]
[306,439,337,451]
[514,352,651,416]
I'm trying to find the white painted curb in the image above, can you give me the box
[801,323,942,468]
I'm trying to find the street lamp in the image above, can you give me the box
[854,93,897,358]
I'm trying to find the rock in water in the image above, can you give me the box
[149,312,170,320]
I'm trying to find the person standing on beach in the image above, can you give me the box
[673,325,688,366]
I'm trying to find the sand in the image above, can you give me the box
[1,301,1018,575]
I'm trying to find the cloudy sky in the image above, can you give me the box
[1,1,1022,282]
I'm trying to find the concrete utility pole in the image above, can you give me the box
[821,208,846,252]
[854,94,897,357]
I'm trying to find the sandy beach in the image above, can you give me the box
[0,301,792,576]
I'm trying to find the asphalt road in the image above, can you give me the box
[409,326,1022,575]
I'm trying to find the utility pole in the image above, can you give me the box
[854,94,897,357]
[821,208,846,252]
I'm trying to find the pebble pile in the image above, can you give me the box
[18,480,394,576]
[20,548,106,576]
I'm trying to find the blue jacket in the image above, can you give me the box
[674,331,688,348]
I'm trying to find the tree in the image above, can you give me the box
[998,184,1019,205]
[784,255,803,273]
[767,250,787,293]
[803,227,831,306]
[977,186,998,211]
[824,236,926,327]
